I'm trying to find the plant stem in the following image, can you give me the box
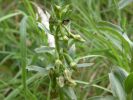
[55,25,61,59]
[47,78,52,100]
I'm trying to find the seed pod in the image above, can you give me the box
[70,62,76,67]
[63,35,69,41]
[64,69,72,80]
[49,68,54,76]
[64,69,76,86]
[55,59,62,67]
[56,76,64,87]
[55,59,62,74]
[68,79,77,87]
[63,53,73,64]
[70,62,77,70]
[73,34,85,42]
[69,32,75,38]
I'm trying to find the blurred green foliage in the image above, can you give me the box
[0,0,133,100]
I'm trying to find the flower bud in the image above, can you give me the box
[63,35,69,41]
[55,5,61,10]
[70,62,77,68]
[68,79,77,86]
[73,35,85,42]
[64,69,76,86]
[49,68,54,77]
[56,76,64,87]
[64,69,72,80]
[74,34,80,39]
[55,59,62,67]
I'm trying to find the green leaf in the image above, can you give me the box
[113,67,128,86]
[124,72,133,94]
[98,21,123,32]
[63,87,77,100]
[20,16,28,95]
[0,54,13,66]
[5,73,43,100]
[87,96,116,100]
[0,11,22,22]
[77,63,94,68]
[92,84,112,93]
[26,65,49,74]
[75,80,112,93]
[118,0,133,9]
[97,21,133,47]
[34,46,55,53]
[75,55,104,63]
[109,68,128,100]
[75,80,89,85]
[26,89,37,100]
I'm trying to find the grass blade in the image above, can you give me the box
[0,11,22,22]
[118,0,133,9]
[109,68,127,100]
[20,16,28,97]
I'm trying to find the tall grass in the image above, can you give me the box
[0,0,133,100]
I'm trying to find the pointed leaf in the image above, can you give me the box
[109,68,127,100]
[77,63,94,68]
[118,0,133,9]
[0,11,22,22]
[63,87,77,100]
[87,96,116,100]
[27,65,48,75]
[75,55,104,63]
[34,46,55,54]
[124,72,133,94]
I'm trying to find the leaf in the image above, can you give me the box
[75,80,89,85]
[26,65,49,74]
[92,84,112,93]
[0,54,13,66]
[26,89,37,100]
[5,73,44,100]
[124,72,133,94]
[63,87,77,100]
[77,63,94,68]
[75,55,104,63]
[20,16,28,93]
[98,21,123,32]
[68,44,76,58]
[87,96,116,100]
[109,68,128,100]
[118,0,133,9]
[113,67,128,86]
[34,46,55,54]
[0,11,22,22]
[97,21,133,47]
[75,80,112,93]
[97,21,132,71]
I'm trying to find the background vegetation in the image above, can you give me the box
[0,0,133,100]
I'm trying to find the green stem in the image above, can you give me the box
[59,88,64,100]
[55,25,61,59]
[47,78,52,100]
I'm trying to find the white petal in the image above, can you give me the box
[35,4,55,47]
